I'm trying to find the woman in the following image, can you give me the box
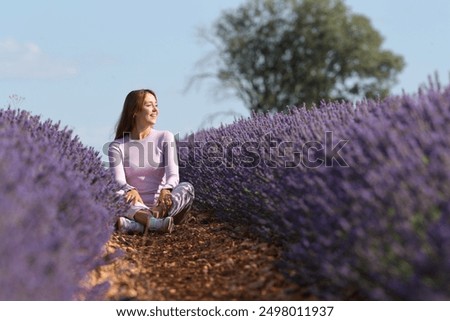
[109,89,194,234]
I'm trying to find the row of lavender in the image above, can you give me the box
[0,109,126,300]
[179,82,450,300]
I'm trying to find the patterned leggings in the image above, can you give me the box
[124,182,195,225]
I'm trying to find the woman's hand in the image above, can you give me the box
[152,189,172,218]
[125,189,143,205]
[158,189,173,208]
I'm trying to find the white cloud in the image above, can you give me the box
[0,38,78,79]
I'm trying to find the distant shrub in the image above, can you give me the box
[179,81,450,299]
[0,109,126,300]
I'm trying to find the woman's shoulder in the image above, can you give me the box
[109,136,130,149]
[153,129,175,141]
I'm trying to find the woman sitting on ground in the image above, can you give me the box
[108,89,194,234]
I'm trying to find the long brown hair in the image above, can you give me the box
[114,89,157,139]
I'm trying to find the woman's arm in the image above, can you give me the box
[109,141,145,205]
[108,141,136,193]
[162,131,179,189]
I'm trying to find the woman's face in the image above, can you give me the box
[136,93,158,127]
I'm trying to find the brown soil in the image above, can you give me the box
[88,211,314,300]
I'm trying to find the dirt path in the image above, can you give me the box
[88,211,314,300]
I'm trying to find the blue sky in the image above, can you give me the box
[1,0,449,156]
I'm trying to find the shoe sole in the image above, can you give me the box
[116,217,124,232]
[165,217,174,234]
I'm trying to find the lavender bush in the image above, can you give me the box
[179,80,450,300]
[0,109,126,300]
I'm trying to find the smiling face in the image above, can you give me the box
[135,92,159,128]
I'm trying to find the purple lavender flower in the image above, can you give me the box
[179,80,450,300]
[0,108,126,300]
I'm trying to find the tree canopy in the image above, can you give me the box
[195,0,405,112]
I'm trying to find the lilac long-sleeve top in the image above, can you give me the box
[108,129,179,206]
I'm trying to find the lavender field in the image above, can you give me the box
[0,109,126,300]
[179,81,450,300]
[0,80,448,300]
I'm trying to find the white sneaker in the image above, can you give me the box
[145,216,174,234]
[116,217,145,234]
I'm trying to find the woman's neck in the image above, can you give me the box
[131,125,153,140]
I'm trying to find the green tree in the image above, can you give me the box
[194,0,405,112]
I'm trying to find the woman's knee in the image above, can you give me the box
[178,182,195,197]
